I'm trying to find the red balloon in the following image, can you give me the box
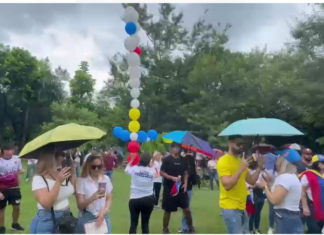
[128,141,140,153]
[127,152,140,166]
[133,47,141,56]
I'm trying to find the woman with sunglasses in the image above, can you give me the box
[76,155,113,234]
[126,152,155,234]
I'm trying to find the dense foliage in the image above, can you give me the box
[1,3,324,152]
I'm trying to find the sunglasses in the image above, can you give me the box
[91,164,103,170]
[235,142,244,147]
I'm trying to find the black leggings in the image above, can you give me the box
[153,182,162,205]
[129,196,154,234]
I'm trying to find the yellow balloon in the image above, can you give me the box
[128,121,140,133]
[129,108,141,120]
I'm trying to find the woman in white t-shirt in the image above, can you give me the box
[207,156,219,190]
[259,154,303,234]
[125,152,155,234]
[76,155,113,234]
[152,151,162,209]
[30,152,76,234]
[300,154,324,234]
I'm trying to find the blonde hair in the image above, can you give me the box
[276,156,297,175]
[152,151,162,162]
[80,155,104,178]
[36,153,57,175]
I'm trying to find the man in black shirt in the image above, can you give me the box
[160,143,193,234]
[296,148,313,174]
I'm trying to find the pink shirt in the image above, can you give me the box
[0,156,22,189]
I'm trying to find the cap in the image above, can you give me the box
[275,149,301,163]
[302,148,313,154]
[312,154,324,163]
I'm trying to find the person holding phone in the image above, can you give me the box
[217,136,265,234]
[76,155,113,234]
[30,152,76,234]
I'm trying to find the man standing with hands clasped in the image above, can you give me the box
[217,135,265,234]
[160,143,194,234]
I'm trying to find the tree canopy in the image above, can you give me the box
[1,3,324,152]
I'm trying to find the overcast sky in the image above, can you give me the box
[0,3,311,90]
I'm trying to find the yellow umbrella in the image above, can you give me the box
[19,123,106,158]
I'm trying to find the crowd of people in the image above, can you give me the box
[0,136,323,234]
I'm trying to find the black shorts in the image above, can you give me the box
[162,187,189,212]
[0,188,22,209]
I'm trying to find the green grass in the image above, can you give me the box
[7,167,271,234]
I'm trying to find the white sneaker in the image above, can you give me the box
[268,228,273,234]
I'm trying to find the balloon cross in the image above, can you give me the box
[112,6,158,154]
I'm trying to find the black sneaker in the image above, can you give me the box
[0,227,5,234]
[188,227,195,234]
[11,223,24,231]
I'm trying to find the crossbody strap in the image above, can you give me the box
[40,175,57,230]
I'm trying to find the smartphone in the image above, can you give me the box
[98,182,106,195]
[62,157,72,168]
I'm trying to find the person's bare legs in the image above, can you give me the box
[183,208,193,228]
[163,211,171,233]
[12,205,19,224]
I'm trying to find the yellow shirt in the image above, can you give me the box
[217,153,248,210]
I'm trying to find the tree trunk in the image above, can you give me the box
[21,103,29,149]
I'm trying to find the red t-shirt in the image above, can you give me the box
[104,156,118,171]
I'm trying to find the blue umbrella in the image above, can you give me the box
[218,118,304,136]
[162,131,215,157]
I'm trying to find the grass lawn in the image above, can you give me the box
[5,166,272,234]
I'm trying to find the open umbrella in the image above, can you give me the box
[281,143,303,151]
[19,123,106,159]
[162,131,215,157]
[218,118,304,136]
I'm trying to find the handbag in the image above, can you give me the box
[41,176,78,234]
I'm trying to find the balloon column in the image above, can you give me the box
[112,6,159,162]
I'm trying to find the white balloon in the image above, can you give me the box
[124,35,140,52]
[127,52,140,66]
[131,99,140,108]
[129,78,140,88]
[130,88,140,98]
[130,132,138,141]
[128,66,141,80]
[136,22,141,33]
[124,7,139,22]
[146,137,150,142]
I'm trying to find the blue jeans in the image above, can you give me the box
[222,209,249,234]
[275,209,304,234]
[106,171,113,180]
[26,164,36,180]
[76,210,111,234]
[181,189,193,231]
[268,200,275,228]
[209,170,219,190]
[29,209,71,234]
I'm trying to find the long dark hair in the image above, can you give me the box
[138,152,152,167]
[311,161,321,173]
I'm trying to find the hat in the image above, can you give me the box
[275,149,301,163]
[312,154,324,163]
[302,148,313,154]
[1,142,14,150]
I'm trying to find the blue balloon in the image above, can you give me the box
[148,129,158,141]
[113,126,123,138]
[121,130,131,142]
[125,22,137,35]
[137,130,147,143]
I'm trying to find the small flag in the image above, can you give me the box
[171,181,181,196]
[246,194,255,215]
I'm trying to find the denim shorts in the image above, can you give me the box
[221,209,249,234]
[29,209,71,234]
[76,210,111,234]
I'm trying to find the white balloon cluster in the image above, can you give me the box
[124,6,142,141]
